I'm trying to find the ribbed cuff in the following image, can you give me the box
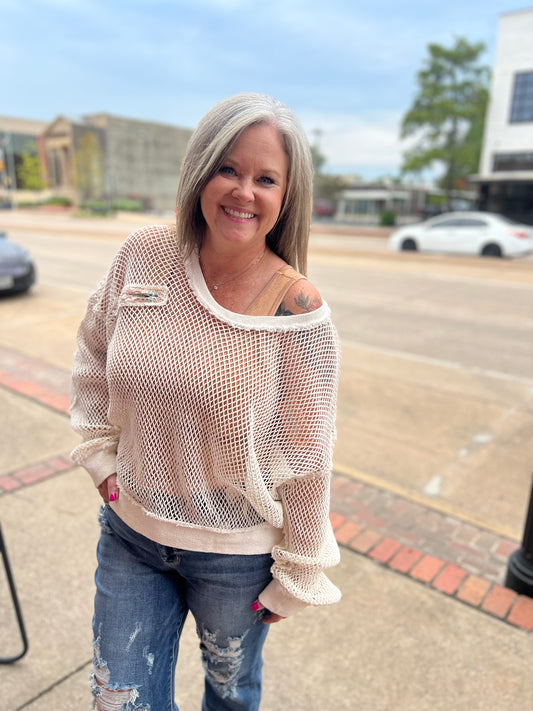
[72,448,117,487]
[258,578,308,618]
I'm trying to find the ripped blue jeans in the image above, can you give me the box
[92,505,272,711]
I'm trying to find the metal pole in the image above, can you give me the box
[505,473,533,598]
[0,523,29,663]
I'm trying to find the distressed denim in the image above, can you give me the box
[92,505,273,711]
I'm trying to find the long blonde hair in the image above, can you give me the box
[175,93,313,275]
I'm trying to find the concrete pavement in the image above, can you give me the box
[1,456,533,711]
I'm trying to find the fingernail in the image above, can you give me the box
[109,492,117,502]
[251,601,261,611]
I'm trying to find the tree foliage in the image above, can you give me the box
[15,151,44,190]
[74,131,104,200]
[400,36,490,200]
[314,173,347,202]
[310,143,346,203]
[310,144,326,174]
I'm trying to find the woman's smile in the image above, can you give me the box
[222,206,256,220]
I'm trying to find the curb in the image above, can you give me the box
[329,489,533,633]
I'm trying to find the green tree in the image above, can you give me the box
[310,144,326,174]
[310,142,346,205]
[15,151,44,190]
[400,36,490,203]
[314,173,347,203]
[74,131,104,200]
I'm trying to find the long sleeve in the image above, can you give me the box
[258,321,342,617]
[259,475,341,616]
[70,264,122,487]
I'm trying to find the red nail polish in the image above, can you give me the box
[109,492,117,502]
[251,601,261,611]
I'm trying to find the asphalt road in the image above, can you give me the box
[2,213,533,542]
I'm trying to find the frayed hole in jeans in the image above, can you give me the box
[198,626,249,700]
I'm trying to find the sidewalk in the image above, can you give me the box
[1,344,533,710]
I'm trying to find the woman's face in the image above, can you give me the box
[200,123,288,252]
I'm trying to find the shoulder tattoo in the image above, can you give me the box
[275,303,295,316]
[295,290,322,313]
[275,289,322,316]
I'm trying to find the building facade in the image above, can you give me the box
[85,114,191,211]
[1,113,193,212]
[43,116,106,203]
[474,8,533,224]
[0,117,48,204]
[335,182,427,224]
[43,113,192,211]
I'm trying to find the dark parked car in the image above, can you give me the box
[313,199,336,217]
[0,231,36,293]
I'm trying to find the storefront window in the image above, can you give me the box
[493,152,533,171]
[510,71,533,123]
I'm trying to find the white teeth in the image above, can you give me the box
[224,207,255,219]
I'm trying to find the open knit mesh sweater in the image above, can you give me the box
[71,225,341,617]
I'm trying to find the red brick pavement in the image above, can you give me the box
[1,344,532,632]
[0,345,71,414]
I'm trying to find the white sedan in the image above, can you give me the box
[388,212,533,258]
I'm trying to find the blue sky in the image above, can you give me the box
[2,0,530,181]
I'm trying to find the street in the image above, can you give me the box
[2,211,533,541]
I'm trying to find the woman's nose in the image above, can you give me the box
[232,177,254,202]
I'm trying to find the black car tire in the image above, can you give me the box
[400,238,417,251]
[481,243,503,258]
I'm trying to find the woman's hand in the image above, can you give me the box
[251,601,285,625]
[97,473,119,503]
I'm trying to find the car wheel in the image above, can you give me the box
[400,238,417,251]
[481,243,502,258]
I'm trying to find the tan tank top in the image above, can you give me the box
[245,265,305,316]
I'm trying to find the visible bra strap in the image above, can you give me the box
[245,265,305,316]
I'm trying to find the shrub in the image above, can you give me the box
[44,196,73,207]
[110,198,144,212]
[79,200,110,215]
[379,209,396,226]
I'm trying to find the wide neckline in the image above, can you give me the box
[184,250,329,331]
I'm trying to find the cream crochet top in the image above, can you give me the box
[71,225,341,617]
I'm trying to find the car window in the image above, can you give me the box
[458,218,488,227]
[429,218,463,228]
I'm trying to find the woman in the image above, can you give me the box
[71,92,341,711]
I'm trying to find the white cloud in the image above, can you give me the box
[301,110,416,173]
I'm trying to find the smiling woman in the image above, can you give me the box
[71,93,341,711]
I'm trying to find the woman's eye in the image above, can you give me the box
[259,176,275,185]
[220,166,236,176]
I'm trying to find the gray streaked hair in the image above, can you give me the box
[175,92,313,275]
